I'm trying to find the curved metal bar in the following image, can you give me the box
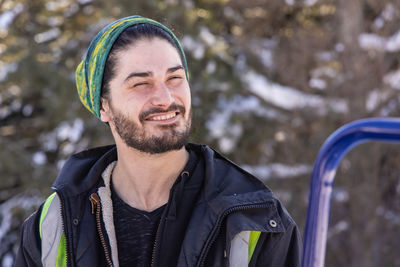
[302,118,400,267]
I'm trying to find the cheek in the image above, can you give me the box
[112,99,142,121]
[178,84,191,106]
[121,91,146,109]
[185,94,191,109]
[184,90,191,112]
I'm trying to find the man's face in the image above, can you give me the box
[100,37,192,154]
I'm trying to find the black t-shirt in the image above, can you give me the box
[111,148,199,267]
[111,182,165,267]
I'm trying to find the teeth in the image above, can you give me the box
[150,112,177,121]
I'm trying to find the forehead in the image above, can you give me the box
[114,38,183,74]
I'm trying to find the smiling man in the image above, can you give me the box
[16,16,301,267]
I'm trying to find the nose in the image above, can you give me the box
[151,82,174,107]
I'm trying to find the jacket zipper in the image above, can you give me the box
[54,190,71,267]
[150,188,175,267]
[196,202,272,267]
[89,193,114,267]
[150,217,161,267]
[150,171,189,267]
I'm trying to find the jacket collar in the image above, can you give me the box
[53,143,278,209]
[52,145,117,195]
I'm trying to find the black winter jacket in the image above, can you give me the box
[16,143,302,267]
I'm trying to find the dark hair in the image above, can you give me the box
[101,23,183,99]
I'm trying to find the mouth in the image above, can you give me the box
[145,111,180,122]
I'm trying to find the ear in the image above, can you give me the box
[100,97,111,123]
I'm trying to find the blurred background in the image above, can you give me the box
[1,0,400,266]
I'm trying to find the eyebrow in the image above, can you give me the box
[167,65,184,74]
[124,65,184,83]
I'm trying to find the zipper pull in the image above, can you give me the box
[89,193,100,214]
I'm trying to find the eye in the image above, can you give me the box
[133,82,149,87]
[167,76,184,85]
[168,76,182,81]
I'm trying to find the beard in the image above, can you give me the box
[110,103,191,154]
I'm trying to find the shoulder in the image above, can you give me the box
[21,205,43,250]
[187,143,270,194]
[15,202,44,266]
[190,143,299,233]
[14,207,42,267]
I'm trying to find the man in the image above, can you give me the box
[16,16,301,267]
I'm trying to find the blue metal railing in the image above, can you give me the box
[302,118,400,267]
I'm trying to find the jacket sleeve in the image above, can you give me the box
[250,222,302,267]
[14,205,43,267]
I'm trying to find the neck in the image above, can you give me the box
[111,143,189,211]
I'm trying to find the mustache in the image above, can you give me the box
[139,103,186,121]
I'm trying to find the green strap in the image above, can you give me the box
[39,192,57,239]
[248,231,261,263]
